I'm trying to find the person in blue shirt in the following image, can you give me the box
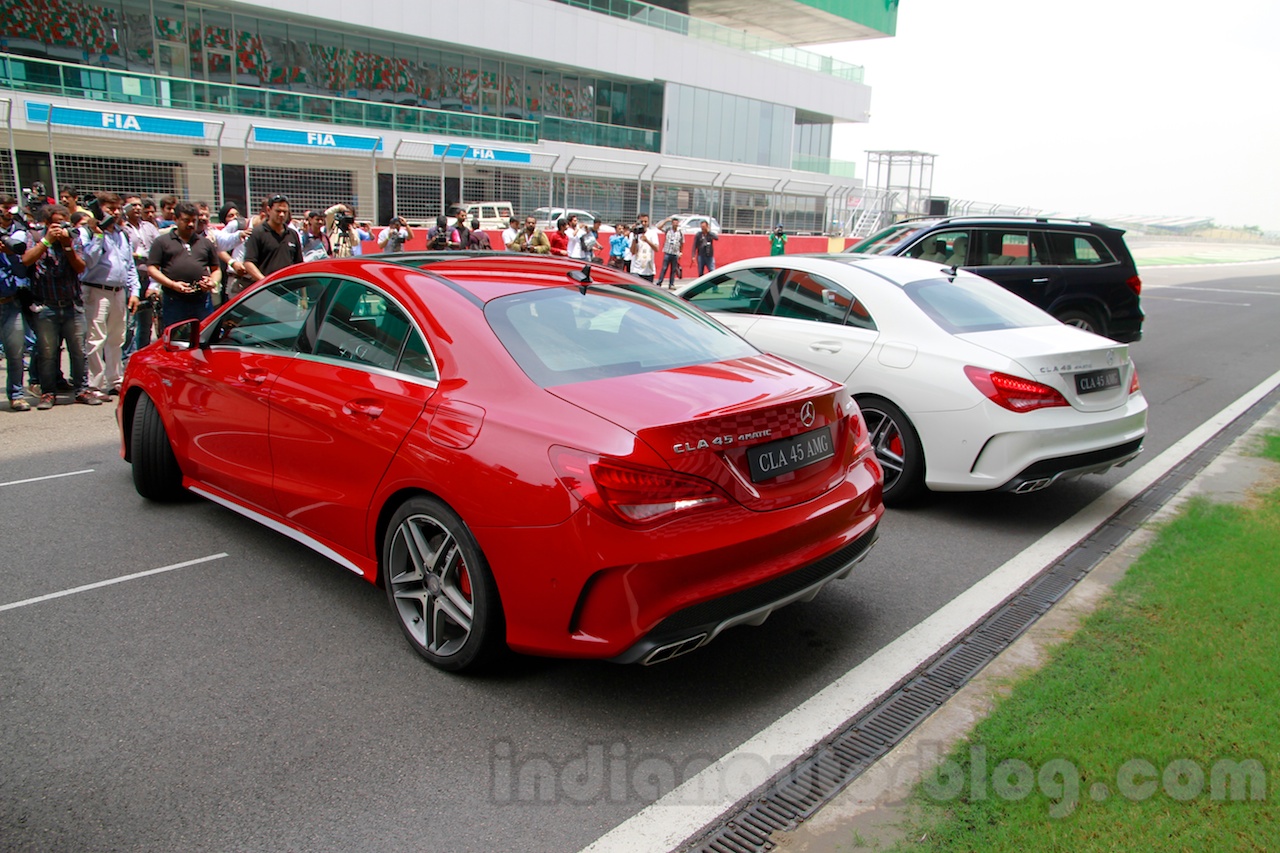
[0,199,32,410]
[609,224,630,270]
[79,192,139,398]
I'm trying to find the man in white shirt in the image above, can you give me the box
[501,216,520,250]
[565,213,587,261]
[629,213,659,282]
[378,217,413,253]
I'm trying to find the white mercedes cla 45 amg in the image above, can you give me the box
[679,254,1148,505]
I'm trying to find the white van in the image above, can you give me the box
[463,201,515,230]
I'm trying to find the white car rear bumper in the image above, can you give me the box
[915,393,1149,492]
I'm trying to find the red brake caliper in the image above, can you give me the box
[459,563,473,601]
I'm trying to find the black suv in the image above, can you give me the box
[848,216,1143,342]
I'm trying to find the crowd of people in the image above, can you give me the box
[501,211,718,287]
[0,185,721,414]
[0,187,364,412]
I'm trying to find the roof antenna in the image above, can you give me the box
[567,263,593,294]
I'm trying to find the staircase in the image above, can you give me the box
[850,208,882,240]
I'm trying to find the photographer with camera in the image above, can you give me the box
[21,204,96,409]
[21,182,50,223]
[79,191,138,399]
[0,199,32,410]
[770,224,788,256]
[427,214,461,251]
[506,216,549,254]
[378,216,413,254]
[629,213,660,282]
[325,203,372,257]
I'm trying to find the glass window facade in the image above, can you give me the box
[794,112,832,160]
[665,83,829,170]
[0,0,663,133]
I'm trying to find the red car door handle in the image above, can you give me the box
[345,399,384,419]
[239,369,269,385]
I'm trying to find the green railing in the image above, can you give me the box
[540,115,660,153]
[553,0,865,83]
[0,53,541,144]
[792,154,858,179]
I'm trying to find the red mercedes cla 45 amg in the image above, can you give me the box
[118,255,883,671]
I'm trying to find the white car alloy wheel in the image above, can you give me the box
[856,396,924,506]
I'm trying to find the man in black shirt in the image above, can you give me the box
[147,201,222,329]
[693,220,718,277]
[243,194,302,282]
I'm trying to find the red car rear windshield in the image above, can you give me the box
[486,285,758,387]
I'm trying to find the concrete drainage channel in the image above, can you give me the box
[680,385,1280,853]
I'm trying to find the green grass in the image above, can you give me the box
[894,435,1280,851]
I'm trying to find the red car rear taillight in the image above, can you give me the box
[1129,365,1140,394]
[1126,274,1142,296]
[964,366,1069,413]
[846,404,870,457]
[550,447,727,525]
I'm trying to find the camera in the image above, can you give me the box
[1,234,25,254]
[333,210,355,232]
[21,182,48,219]
[86,197,118,231]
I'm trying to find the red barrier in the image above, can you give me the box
[360,229,856,273]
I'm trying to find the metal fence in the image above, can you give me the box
[53,153,193,203]
[243,166,356,217]
[391,140,560,225]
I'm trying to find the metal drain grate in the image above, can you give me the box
[683,386,1280,853]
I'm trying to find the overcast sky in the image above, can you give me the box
[824,0,1280,230]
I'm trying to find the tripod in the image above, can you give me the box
[332,227,357,258]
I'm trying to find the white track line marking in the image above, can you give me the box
[1142,285,1279,296]
[0,554,229,613]
[1140,296,1250,306]
[0,469,95,488]
[580,366,1280,853]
